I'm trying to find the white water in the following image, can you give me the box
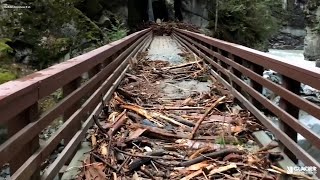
[267,49,320,141]
[268,49,316,68]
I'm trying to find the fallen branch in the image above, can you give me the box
[130,123,188,140]
[117,88,138,100]
[168,114,195,127]
[140,166,156,180]
[114,148,184,161]
[108,110,127,136]
[180,165,214,180]
[121,104,164,127]
[208,163,237,176]
[179,148,244,167]
[91,153,117,172]
[128,150,166,171]
[145,106,205,110]
[161,61,202,70]
[93,115,108,134]
[151,112,189,128]
[190,96,226,139]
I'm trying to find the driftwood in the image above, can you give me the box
[128,150,166,171]
[190,96,226,139]
[179,148,244,167]
[130,123,188,140]
[107,110,127,136]
[161,61,202,70]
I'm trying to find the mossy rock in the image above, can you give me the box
[0,69,16,84]
[0,38,13,56]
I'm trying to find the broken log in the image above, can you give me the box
[179,148,244,167]
[190,96,226,139]
[108,110,127,136]
[161,61,202,70]
[130,123,188,140]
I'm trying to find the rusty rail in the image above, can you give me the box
[0,28,151,179]
[173,28,320,177]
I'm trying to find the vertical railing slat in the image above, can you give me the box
[279,75,300,163]
[8,103,40,179]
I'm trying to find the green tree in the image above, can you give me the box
[208,0,281,50]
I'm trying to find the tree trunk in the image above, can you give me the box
[148,0,155,22]
[214,0,218,32]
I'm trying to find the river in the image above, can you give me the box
[267,49,320,163]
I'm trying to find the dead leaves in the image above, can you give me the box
[83,158,106,180]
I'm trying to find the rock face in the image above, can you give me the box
[269,0,306,50]
[304,1,320,62]
[0,0,127,69]
[181,0,209,29]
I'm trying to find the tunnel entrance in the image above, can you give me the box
[128,0,149,30]
[128,0,183,30]
[152,0,169,21]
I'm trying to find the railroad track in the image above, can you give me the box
[0,26,320,180]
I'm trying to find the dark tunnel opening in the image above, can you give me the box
[152,0,169,21]
[128,0,183,30]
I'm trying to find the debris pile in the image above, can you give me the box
[78,52,313,179]
[150,22,201,36]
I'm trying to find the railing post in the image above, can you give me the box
[217,49,229,81]
[209,46,218,72]
[279,75,299,163]
[228,54,242,92]
[8,103,40,179]
[63,77,82,143]
[249,63,264,108]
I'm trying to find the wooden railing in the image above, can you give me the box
[173,28,320,177]
[1,26,320,179]
[0,28,151,180]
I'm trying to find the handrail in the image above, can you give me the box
[173,28,320,177]
[0,28,151,179]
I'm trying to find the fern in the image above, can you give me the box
[0,38,13,55]
[107,24,129,42]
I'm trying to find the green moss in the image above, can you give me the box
[208,0,280,50]
[0,38,13,55]
[107,24,128,42]
[0,69,16,84]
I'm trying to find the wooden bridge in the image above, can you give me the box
[0,27,320,179]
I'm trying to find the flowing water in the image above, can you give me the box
[267,49,320,163]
